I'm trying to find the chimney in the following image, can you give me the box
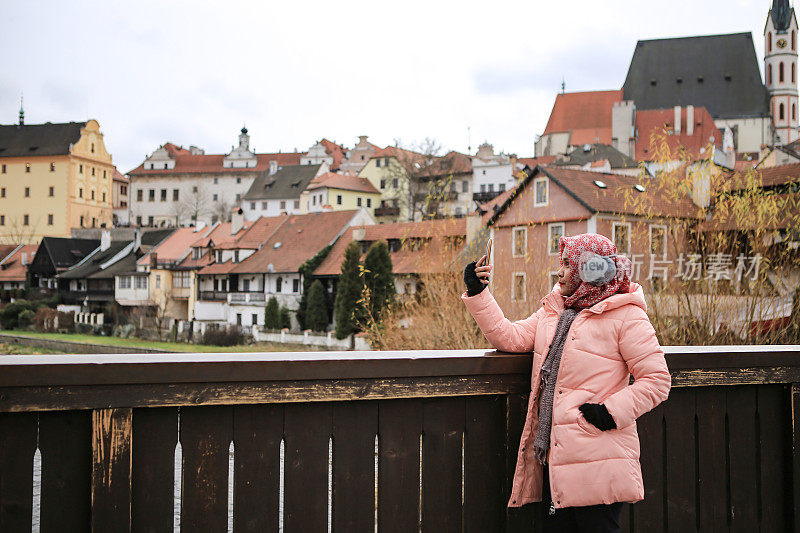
[689,166,712,208]
[150,253,158,267]
[674,106,682,135]
[358,135,368,144]
[686,105,695,136]
[352,226,366,241]
[269,160,278,175]
[100,229,111,251]
[231,207,244,234]
[20,252,27,266]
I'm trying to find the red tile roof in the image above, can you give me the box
[634,107,722,161]
[723,162,800,191]
[0,244,38,282]
[191,221,253,248]
[318,139,347,171]
[230,210,360,274]
[307,172,381,194]
[477,188,516,224]
[543,90,623,145]
[137,227,211,266]
[112,169,129,183]
[198,259,240,275]
[128,151,303,175]
[314,218,467,277]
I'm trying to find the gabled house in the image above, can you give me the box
[192,209,374,329]
[0,244,38,291]
[27,236,99,291]
[302,172,381,215]
[242,164,327,220]
[301,139,346,170]
[486,165,700,319]
[58,229,173,313]
[314,217,469,302]
[340,135,380,174]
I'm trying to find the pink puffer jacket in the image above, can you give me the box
[462,282,670,509]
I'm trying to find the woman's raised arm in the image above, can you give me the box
[462,289,543,353]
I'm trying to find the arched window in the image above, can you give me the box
[769,31,773,52]
[780,62,785,83]
[780,102,785,120]
[276,276,283,293]
[769,64,773,84]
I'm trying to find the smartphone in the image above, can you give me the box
[481,238,492,266]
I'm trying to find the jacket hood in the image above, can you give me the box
[541,282,647,315]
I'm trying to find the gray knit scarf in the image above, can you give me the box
[533,307,579,464]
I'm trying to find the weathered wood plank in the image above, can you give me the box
[39,410,92,532]
[464,395,505,533]
[631,403,664,532]
[664,388,696,531]
[727,386,759,530]
[757,384,788,532]
[331,400,378,533]
[91,408,132,532]
[695,387,727,530]
[283,402,332,532]
[0,412,37,531]
[232,404,283,533]
[0,374,531,412]
[422,396,465,531]
[671,367,800,387]
[131,407,178,533]
[378,398,423,533]
[179,406,233,533]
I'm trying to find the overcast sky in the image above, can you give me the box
[0,0,775,172]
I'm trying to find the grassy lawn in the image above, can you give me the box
[0,330,325,353]
[0,342,63,355]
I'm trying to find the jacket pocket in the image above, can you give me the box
[576,411,603,436]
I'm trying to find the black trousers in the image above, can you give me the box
[540,465,623,533]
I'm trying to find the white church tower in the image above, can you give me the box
[765,0,800,143]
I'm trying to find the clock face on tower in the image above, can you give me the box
[778,38,788,49]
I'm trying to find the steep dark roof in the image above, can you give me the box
[553,144,639,169]
[27,237,99,275]
[622,33,769,119]
[140,229,175,247]
[0,122,86,157]
[58,242,130,280]
[243,164,322,201]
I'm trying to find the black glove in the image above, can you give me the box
[463,261,486,296]
[579,403,617,431]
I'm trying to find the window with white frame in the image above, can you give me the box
[649,224,667,258]
[612,222,631,255]
[548,223,564,255]
[155,275,161,289]
[533,177,548,206]
[172,271,190,288]
[134,276,147,289]
[512,227,527,257]
[512,272,526,301]
[118,276,131,289]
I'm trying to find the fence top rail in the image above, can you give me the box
[0,345,798,389]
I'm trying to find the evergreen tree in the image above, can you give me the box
[296,245,333,329]
[363,240,395,321]
[305,280,329,332]
[264,296,281,330]
[334,241,364,339]
[279,306,292,330]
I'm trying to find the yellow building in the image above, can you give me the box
[302,172,381,215]
[357,147,416,222]
[0,116,114,243]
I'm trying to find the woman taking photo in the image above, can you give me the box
[462,233,670,533]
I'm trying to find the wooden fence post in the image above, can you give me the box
[91,408,132,532]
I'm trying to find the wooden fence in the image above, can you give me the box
[0,346,799,532]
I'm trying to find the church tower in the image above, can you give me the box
[765,0,799,143]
